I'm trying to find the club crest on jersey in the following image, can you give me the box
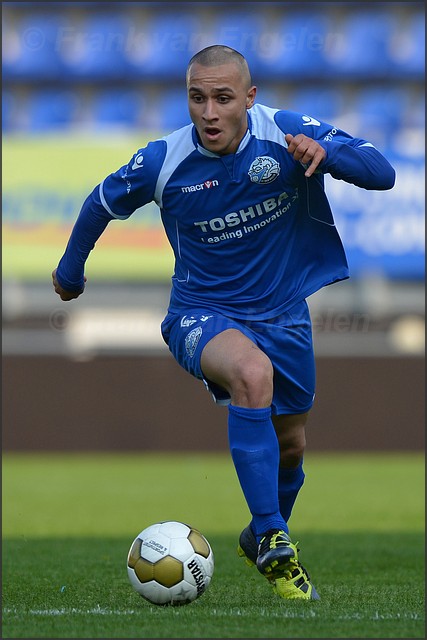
[185,326,203,358]
[248,156,280,184]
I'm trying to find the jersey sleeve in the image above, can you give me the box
[316,138,396,190]
[55,139,167,291]
[55,187,113,292]
[274,109,395,190]
[99,139,167,219]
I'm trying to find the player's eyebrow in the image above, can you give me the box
[188,85,236,94]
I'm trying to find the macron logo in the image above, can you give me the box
[182,179,219,193]
[302,115,321,126]
[131,153,144,170]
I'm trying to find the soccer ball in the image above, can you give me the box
[127,520,214,606]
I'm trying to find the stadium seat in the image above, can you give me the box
[408,88,426,129]
[27,89,81,132]
[253,87,284,110]
[125,12,207,79]
[153,87,191,132]
[355,86,410,133]
[290,87,345,125]
[91,89,146,130]
[324,11,397,78]
[207,11,269,80]
[2,13,70,79]
[61,13,134,79]
[253,11,335,79]
[388,11,425,78]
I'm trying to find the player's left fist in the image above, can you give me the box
[285,133,326,177]
[52,269,86,301]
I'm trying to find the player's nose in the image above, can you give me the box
[203,99,218,121]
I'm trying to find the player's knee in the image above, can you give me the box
[231,354,274,407]
[274,414,308,465]
[280,444,305,468]
[279,432,306,466]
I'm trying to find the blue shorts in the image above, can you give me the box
[160,300,315,415]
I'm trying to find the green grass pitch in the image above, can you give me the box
[2,452,425,638]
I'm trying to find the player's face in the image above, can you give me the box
[187,62,256,155]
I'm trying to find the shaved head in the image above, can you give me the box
[186,44,256,155]
[186,45,252,89]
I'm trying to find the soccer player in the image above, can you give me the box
[52,45,395,600]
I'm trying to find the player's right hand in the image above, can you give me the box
[52,268,86,301]
[284,133,326,177]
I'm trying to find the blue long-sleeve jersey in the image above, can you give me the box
[56,104,395,320]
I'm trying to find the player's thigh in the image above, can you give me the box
[161,310,256,384]
[201,328,274,404]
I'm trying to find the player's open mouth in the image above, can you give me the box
[204,127,221,140]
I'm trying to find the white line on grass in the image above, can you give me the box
[4,606,138,617]
[2,607,423,621]
[208,609,423,621]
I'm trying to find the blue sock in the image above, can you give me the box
[228,404,288,540]
[278,460,305,522]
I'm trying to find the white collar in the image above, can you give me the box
[196,128,252,158]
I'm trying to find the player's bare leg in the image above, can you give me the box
[272,412,308,469]
[200,328,274,408]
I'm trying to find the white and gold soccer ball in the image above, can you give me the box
[127,520,214,606]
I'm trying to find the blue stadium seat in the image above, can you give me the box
[355,86,410,134]
[27,89,81,132]
[91,89,145,129]
[254,11,335,79]
[408,88,426,129]
[324,11,397,78]
[126,12,206,79]
[253,87,284,110]
[2,13,71,79]
[290,87,345,125]
[61,13,133,79]
[154,88,191,132]
[207,11,268,80]
[389,11,425,78]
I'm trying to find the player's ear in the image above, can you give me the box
[246,86,257,109]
